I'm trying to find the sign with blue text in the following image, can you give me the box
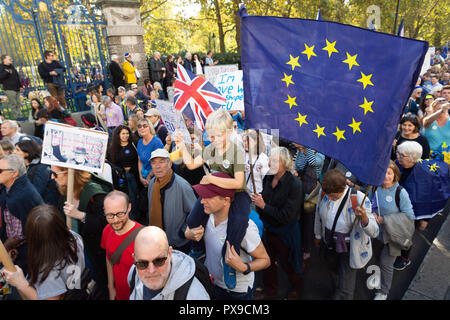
[214,70,244,111]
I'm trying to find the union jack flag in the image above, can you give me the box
[174,64,226,130]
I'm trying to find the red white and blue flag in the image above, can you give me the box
[174,64,226,130]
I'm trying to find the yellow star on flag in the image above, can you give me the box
[428,163,439,172]
[442,142,448,149]
[357,72,374,89]
[359,97,374,115]
[294,112,308,127]
[332,127,346,142]
[322,39,339,57]
[301,44,317,61]
[281,73,295,87]
[342,52,359,70]
[348,118,362,134]
[313,124,326,138]
[286,54,301,71]
[284,95,298,109]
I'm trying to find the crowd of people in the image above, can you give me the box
[0,47,448,301]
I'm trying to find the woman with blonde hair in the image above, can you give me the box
[136,118,163,187]
[251,146,304,299]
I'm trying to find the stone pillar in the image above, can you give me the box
[98,0,149,86]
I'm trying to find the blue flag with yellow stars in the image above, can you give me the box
[398,158,450,220]
[240,7,428,186]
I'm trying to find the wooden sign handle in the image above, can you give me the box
[0,239,15,272]
[66,168,75,230]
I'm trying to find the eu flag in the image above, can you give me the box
[240,7,428,186]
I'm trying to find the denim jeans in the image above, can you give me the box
[214,285,254,300]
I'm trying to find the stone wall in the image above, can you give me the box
[98,0,149,86]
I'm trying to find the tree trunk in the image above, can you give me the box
[233,0,241,53]
[213,0,226,53]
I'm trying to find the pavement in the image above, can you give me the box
[402,201,450,300]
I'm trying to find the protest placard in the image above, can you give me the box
[41,122,109,174]
[155,99,192,145]
[204,64,239,85]
[214,70,244,111]
[421,47,435,75]
[41,122,109,228]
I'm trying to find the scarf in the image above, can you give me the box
[150,169,173,229]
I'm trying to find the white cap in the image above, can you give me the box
[145,108,161,117]
[150,148,170,160]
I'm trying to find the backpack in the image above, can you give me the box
[106,160,129,194]
[63,267,108,300]
[29,164,60,206]
[19,135,43,146]
[129,258,215,300]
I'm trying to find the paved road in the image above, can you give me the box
[267,199,450,300]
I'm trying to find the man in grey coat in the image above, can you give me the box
[128,226,210,300]
[147,148,197,253]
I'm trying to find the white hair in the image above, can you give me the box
[185,52,192,59]
[269,146,294,171]
[2,120,18,130]
[111,54,118,61]
[3,154,27,176]
[397,141,423,162]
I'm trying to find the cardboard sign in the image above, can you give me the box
[214,70,244,111]
[155,99,192,145]
[41,121,109,174]
[204,64,239,86]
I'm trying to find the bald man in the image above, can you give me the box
[127,226,210,300]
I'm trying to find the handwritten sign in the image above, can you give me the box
[41,121,109,174]
[204,64,239,86]
[214,70,244,111]
[155,99,192,145]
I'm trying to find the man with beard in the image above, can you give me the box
[101,191,143,300]
[128,226,210,300]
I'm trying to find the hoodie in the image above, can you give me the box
[128,250,210,300]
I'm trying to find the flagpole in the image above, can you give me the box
[393,0,401,34]
[350,185,372,230]
[246,134,257,195]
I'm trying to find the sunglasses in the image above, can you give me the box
[104,211,127,220]
[0,168,14,174]
[134,256,168,270]
[137,124,149,129]
[51,170,68,178]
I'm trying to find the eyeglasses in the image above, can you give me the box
[104,211,127,220]
[396,151,407,159]
[134,256,168,270]
[51,170,68,178]
[137,124,149,129]
[0,168,14,174]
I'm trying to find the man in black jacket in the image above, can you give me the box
[37,50,67,107]
[0,55,22,119]
[108,55,125,93]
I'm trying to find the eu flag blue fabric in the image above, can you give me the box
[240,8,428,186]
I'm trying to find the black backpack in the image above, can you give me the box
[129,258,215,300]
[28,164,60,207]
[106,160,129,194]
[63,267,108,300]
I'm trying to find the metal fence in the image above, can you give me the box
[0,0,110,119]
